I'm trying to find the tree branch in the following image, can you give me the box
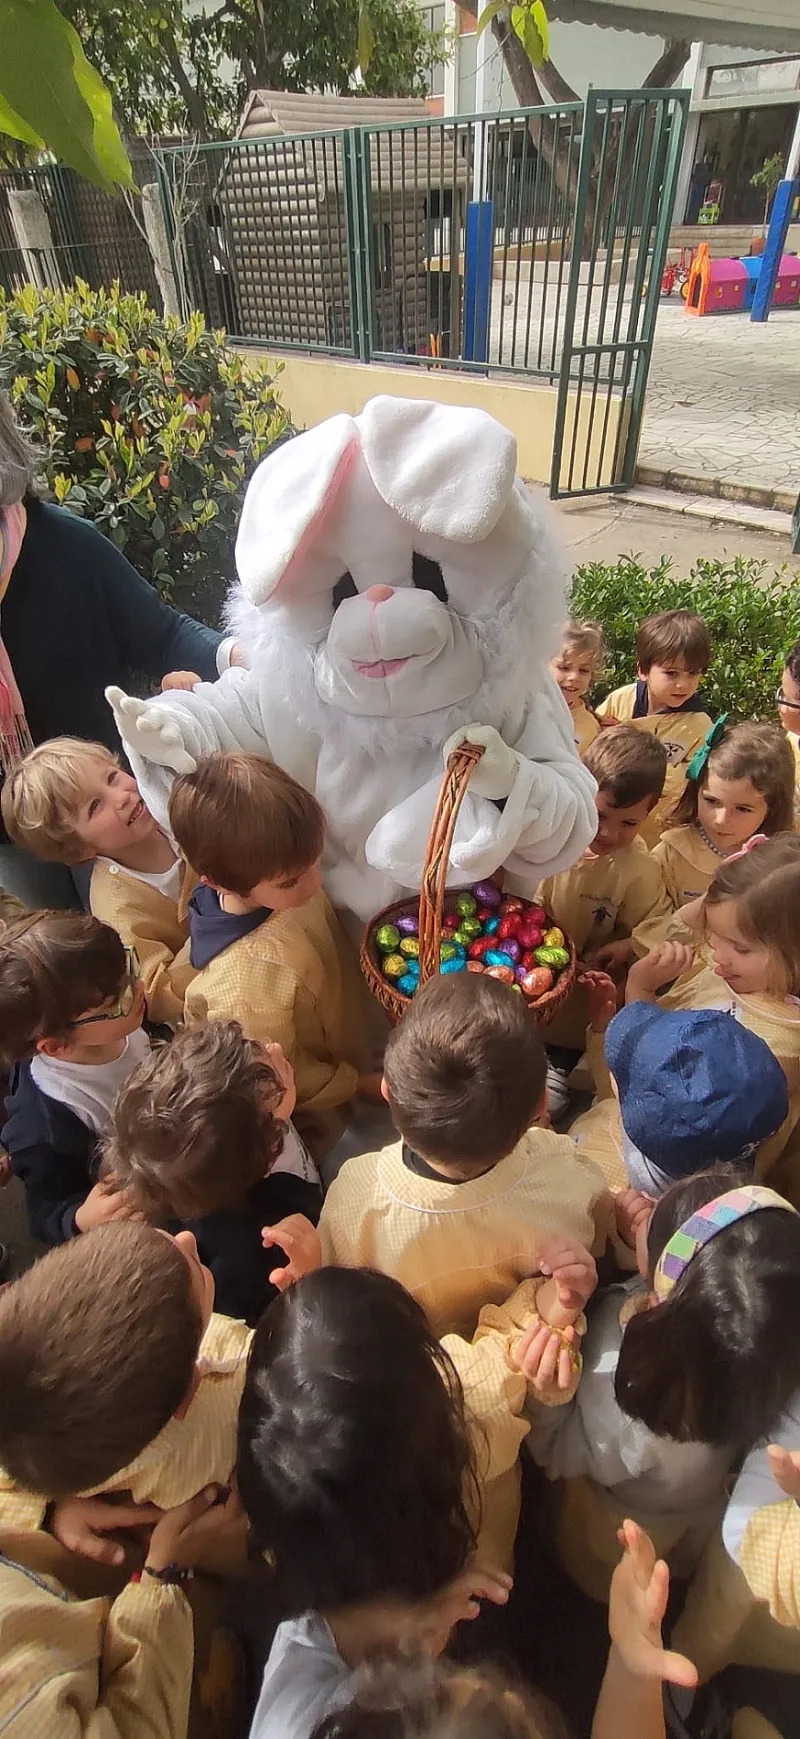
[643,36,691,88]
[163,32,209,139]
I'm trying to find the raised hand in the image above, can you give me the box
[262,1214,322,1292]
[105,687,197,775]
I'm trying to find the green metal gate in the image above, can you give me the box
[155,87,688,499]
[550,87,688,497]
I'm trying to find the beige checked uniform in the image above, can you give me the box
[595,683,713,847]
[570,700,601,756]
[90,856,197,1027]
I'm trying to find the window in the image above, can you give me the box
[706,56,800,100]
[420,3,447,98]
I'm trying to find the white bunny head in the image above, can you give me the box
[232,395,567,723]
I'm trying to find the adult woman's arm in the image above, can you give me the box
[93,526,224,684]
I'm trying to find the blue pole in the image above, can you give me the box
[463,199,493,363]
[751,177,798,323]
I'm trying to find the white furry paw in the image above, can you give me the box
[105,687,196,774]
[443,724,519,800]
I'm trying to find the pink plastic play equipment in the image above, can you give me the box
[685,243,747,315]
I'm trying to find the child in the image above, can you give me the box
[0,1221,251,1735]
[627,834,800,1201]
[2,738,195,1025]
[168,750,373,1156]
[549,620,604,755]
[596,609,713,847]
[525,1169,800,1602]
[633,719,796,956]
[241,1269,697,1739]
[535,727,670,1102]
[570,1000,788,1194]
[104,1018,323,1326]
[776,636,800,824]
[0,912,149,1244]
[319,973,611,1342]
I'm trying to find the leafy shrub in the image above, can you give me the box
[570,554,800,722]
[0,279,290,625]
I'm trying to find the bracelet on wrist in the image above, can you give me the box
[142,1561,196,1587]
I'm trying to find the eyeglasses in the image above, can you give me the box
[776,687,800,710]
[72,946,141,1028]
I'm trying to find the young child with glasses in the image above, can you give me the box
[0,912,148,1244]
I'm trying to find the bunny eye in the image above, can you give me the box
[332,572,358,609]
[412,552,448,603]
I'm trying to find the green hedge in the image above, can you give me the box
[570,555,800,722]
[0,280,290,626]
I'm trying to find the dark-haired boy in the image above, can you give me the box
[596,609,713,847]
[0,912,149,1244]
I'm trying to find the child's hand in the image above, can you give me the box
[48,1496,162,1568]
[513,1318,579,1395]
[357,1071,385,1103]
[625,941,694,1004]
[75,1179,138,1233]
[160,670,202,692]
[411,1564,513,1656]
[263,1042,297,1121]
[579,969,618,1034]
[0,1150,10,1187]
[767,1443,800,1501]
[262,1214,322,1292]
[609,1520,698,1688]
[584,939,635,976]
[536,1234,597,1327]
[144,1483,246,1576]
[615,1188,654,1250]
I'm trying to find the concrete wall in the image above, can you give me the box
[240,349,628,490]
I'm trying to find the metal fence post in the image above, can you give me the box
[549,94,598,497]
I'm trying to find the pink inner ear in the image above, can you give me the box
[273,435,360,598]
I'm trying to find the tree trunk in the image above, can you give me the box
[163,35,210,140]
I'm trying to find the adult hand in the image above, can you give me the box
[161,670,202,693]
[145,1483,246,1577]
[48,1496,162,1568]
[609,1520,698,1688]
[75,1179,138,1233]
[513,1318,578,1396]
[262,1214,322,1292]
[105,687,197,775]
[579,969,618,1034]
[442,725,518,801]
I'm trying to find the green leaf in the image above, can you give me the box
[357,2,375,73]
[511,2,548,67]
[475,1,504,40]
[0,89,43,146]
[0,0,133,190]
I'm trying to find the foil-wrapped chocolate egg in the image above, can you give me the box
[382,952,406,979]
[397,972,418,996]
[440,957,467,974]
[456,892,478,918]
[375,923,400,953]
[396,914,419,937]
[399,937,420,959]
[485,964,515,984]
[534,945,570,969]
[542,926,566,949]
[520,966,554,999]
[466,960,486,973]
[473,880,502,907]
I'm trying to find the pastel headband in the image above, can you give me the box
[653,1184,798,1301]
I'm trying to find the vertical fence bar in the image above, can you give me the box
[621,93,689,484]
[550,93,598,496]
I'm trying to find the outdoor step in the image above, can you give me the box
[625,484,793,540]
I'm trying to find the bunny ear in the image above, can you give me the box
[235,415,360,604]
[358,396,517,542]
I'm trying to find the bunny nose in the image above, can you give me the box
[365,585,394,603]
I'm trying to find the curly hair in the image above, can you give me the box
[237,1268,478,1610]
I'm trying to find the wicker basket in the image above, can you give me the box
[360,742,577,1027]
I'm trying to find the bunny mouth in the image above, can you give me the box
[352,657,410,679]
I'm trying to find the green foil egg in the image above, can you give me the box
[455,892,478,918]
[440,940,458,962]
[534,944,570,969]
[375,923,401,953]
[399,936,420,959]
[383,952,407,978]
[452,927,473,947]
[460,917,482,938]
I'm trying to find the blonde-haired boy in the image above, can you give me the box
[2,738,195,1025]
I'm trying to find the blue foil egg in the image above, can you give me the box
[397,972,418,995]
[484,948,515,968]
[440,957,467,974]
[484,916,500,935]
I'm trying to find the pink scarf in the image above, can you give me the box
[0,501,33,773]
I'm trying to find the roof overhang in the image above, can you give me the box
[544,0,800,53]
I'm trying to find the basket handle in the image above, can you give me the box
[417,742,485,984]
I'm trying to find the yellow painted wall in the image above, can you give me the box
[239,350,628,490]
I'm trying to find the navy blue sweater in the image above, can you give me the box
[0,500,222,839]
[2,1062,98,1245]
[185,1170,322,1327]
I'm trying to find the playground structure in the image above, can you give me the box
[683,241,800,315]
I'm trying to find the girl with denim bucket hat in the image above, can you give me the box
[524,1170,800,1607]
[581,1003,789,1199]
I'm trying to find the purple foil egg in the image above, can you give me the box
[396,915,419,936]
[472,880,502,907]
[515,963,529,983]
[503,939,522,962]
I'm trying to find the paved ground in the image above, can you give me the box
[555,492,800,573]
[641,298,800,500]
